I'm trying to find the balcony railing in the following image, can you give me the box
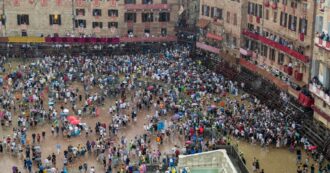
[314,37,330,51]
[120,35,177,43]
[309,83,330,106]
[196,41,220,54]
[242,29,309,63]
[125,4,169,10]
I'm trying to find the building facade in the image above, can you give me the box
[0,0,179,39]
[310,0,330,128]
[240,0,316,98]
[197,0,245,64]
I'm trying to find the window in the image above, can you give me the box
[232,37,237,48]
[226,11,230,23]
[49,14,61,25]
[92,22,103,28]
[128,29,134,36]
[142,0,152,4]
[159,12,170,22]
[257,4,262,18]
[273,11,277,23]
[299,18,307,35]
[161,0,167,4]
[124,13,137,22]
[76,9,85,16]
[0,15,5,25]
[17,14,29,25]
[282,0,287,5]
[315,16,324,33]
[253,3,257,16]
[280,12,287,27]
[261,45,268,57]
[278,53,284,65]
[288,15,297,31]
[125,0,136,4]
[201,5,205,16]
[291,1,297,8]
[142,13,153,22]
[144,29,150,34]
[93,9,102,16]
[215,8,223,19]
[211,7,215,18]
[248,2,253,15]
[161,28,167,36]
[75,19,86,28]
[248,23,254,30]
[265,9,269,20]
[233,13,237,26]
[108,9,118,17]
[108,22,118,28]
[205,6,210,16]
[270,48,275,61]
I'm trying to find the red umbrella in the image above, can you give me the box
[308,146,317,151]
[70,119,80,125]
[185,141,192,144]
[67,115,77,122]
[147,86,154,91]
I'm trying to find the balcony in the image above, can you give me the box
[120,35,176,43]
[315,37,330,51]
[125,4,169,10]
[309,83,330,106]
[242,29,309,63]
[196,41,220,54]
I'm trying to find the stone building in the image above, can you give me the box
[196,0,246,65]
[310,0,330,128]
[240,0,316,99]
[0,0,180,38]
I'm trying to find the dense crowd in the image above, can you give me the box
[0,45,329,173]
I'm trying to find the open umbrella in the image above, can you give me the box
[172,114,180,120]
[70,119,80,125]
[308,146,317,151]
[147,85,154,91]
[63,109,69,114]
[67,115,77,122]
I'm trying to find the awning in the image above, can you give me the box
[197,18,210,28]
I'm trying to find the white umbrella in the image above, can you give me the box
[63,109,69,114]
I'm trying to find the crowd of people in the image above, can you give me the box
[0,44,329,173]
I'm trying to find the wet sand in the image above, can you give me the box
[0,59,324,173]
